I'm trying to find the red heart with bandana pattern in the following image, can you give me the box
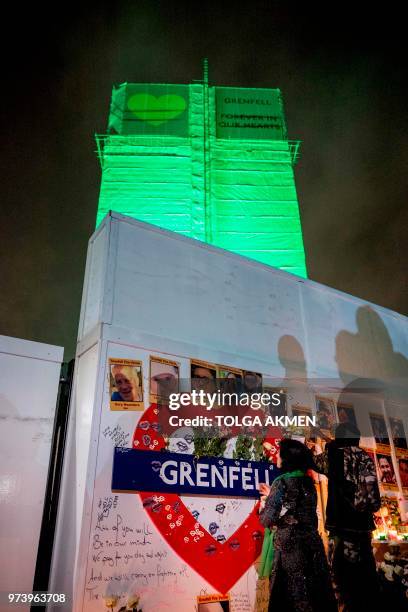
[132,404,281,594]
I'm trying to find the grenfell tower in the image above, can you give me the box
[96,80,307,277]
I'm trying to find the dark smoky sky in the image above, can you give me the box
[1,2,407,360]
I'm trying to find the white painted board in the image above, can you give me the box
[0,335,63,612]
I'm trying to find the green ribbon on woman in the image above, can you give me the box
[258,469,305,578]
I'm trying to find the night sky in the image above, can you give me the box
[1,3,407,360]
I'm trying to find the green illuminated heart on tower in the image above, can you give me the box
[127,93,187,126]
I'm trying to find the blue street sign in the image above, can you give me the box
[112,448,279,498]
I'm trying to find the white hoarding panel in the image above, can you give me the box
[0,335,63,606]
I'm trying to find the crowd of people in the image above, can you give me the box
[258,423,387,612]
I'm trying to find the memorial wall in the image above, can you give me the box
[49,213,408,611]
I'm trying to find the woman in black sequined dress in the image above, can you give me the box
[259,439,336,612]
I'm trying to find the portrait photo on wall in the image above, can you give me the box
[315,396,336,432]
[217,365,243,395]
[397,450,408,490]
[389,417,407,449]
[191,360,217,396]
[264,386,287,417]
[291,405,312,419]
[336,403,358,428]
[376,452,397,487]
[370,413,390,446]
[291,405,313,437]
[149,356,179,403]
[242,370,263,394]
[197,594,230,611]
[109,358,144,410]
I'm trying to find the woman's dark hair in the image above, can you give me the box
[279,438,313,473]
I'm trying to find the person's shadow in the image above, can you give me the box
[275,305,408,432]
[275,334,309,418]
[335,305,408,395]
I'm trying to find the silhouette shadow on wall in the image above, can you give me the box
[276,305,408,431]
[335,305,408,389]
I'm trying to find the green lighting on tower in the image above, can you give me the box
[96,69,307,277]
